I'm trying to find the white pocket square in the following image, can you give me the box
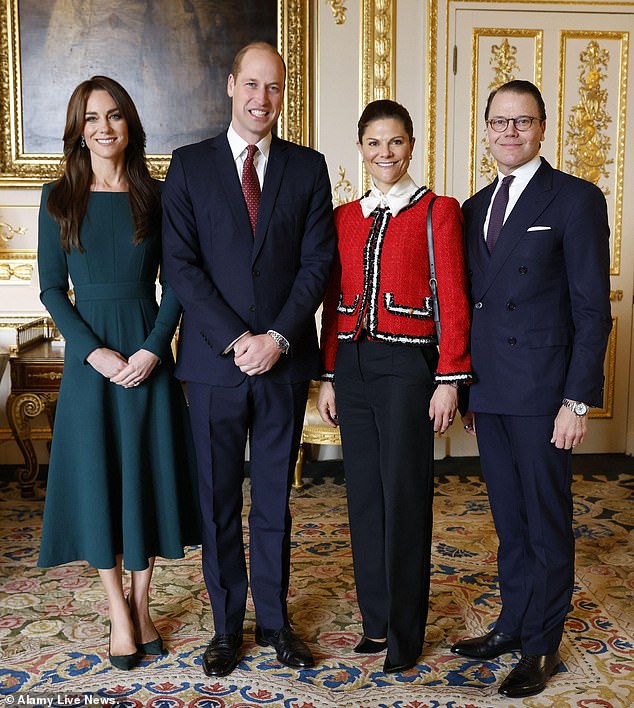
[527,226,551,231]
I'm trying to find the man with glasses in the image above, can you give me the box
[452,80,612,697]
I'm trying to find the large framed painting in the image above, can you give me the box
[0,0,310,185]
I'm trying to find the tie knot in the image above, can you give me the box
[246,144,258,160]
[502,175,515,187]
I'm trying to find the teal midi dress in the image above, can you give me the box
[37,183,200,571]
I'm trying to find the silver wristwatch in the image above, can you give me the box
[267,329,289,353]
[562,398,589,416]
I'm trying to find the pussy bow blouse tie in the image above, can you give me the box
[360,188,412,218]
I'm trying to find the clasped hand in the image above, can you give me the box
[234,333,281,375]
[87,347,159,388]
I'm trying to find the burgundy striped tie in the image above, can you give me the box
[242,144,260,234]
[487,175,514,253]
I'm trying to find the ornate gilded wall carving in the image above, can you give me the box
[326,0,347,24]
[332,166,357,206]
[558,30,628,277]
[564,40,613,191]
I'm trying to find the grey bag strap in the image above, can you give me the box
[426,195,441,342]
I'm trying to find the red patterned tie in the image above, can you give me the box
[487,174,515,253]
[242,144,261,234]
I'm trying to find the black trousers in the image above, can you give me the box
[335,336,437,663]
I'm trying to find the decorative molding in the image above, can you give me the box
[470,29,543,195]
[332,165,358,206]
[0,0,310,184]
[0,220,26,244]
[558,31,628,277]
[565,40,613,190]
[360,0,395,191]
[326,0,347,25]
[0,249,35,283]
[279,0,312,147]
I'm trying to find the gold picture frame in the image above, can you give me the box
[0,0,310,186]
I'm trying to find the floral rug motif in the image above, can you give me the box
[0,472,632,707]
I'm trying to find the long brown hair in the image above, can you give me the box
[46,76,160,252]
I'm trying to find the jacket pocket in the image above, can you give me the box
[336,293,360,315]
[383,292,433,320]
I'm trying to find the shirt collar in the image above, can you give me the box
[497,154,542,187]
[227,123,272,161]
[360,173,420,218]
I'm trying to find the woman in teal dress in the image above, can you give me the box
[37,76,200,670]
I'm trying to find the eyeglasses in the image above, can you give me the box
[486,116,542,132]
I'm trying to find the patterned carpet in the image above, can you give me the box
[0,471,632,707]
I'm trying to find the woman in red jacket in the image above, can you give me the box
[318,99,473,673]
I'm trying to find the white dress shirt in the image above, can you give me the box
[227,123,272,188]
[483,154,542,241]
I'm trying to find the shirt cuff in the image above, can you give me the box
[223,331,251,355]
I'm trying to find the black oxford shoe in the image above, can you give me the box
[202,632,243,677]
[255,625,315,668]
[498,652,561,697]
[451,629,521,659]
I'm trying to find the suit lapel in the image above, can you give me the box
[213,134,254,237]
[476,158,558,298]
[469,181,496,276]
[252,136,289,263]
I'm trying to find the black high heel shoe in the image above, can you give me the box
[108,624,140,671]
[126,595,165,656]
[354,636,388,654]
[137,635,164,656]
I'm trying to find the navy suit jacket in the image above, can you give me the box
[464,158,612,415]
[162,132,336,386]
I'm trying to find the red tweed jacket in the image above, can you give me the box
[320,187,473,383]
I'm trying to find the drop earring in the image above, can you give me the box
[80,136,86,148]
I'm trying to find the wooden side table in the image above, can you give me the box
[6,338,64,498]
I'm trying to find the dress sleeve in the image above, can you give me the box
[141,263,182,358]
[141,181,182,358]
[37,184,103,364]
[430,195,473,384]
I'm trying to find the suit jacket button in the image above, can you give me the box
[249,304,256,312]
[519,265,528,274]
[508,336,517,345]
[252,269,260,277]
[474,301,483,309]
[507,301,516,310]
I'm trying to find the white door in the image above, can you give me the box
[445,6,633,454]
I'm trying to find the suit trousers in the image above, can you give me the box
[187,376,309,634]
[335,336,437,663]
[475,412,574,654]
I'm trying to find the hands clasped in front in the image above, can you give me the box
[234,333,282,376]
[87,347,159,388]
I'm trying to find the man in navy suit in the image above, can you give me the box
[452,81,612,697]
[162,42,335,677]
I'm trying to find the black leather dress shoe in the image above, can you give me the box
[383,657,418,674]
[255,625,315,668]
[202,632,243,677]
[451,629,521,659]
[498,652,561,697]
[354,636,388,654]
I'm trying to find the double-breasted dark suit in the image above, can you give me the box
[162,132,335,633]
[464,157,612,654]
